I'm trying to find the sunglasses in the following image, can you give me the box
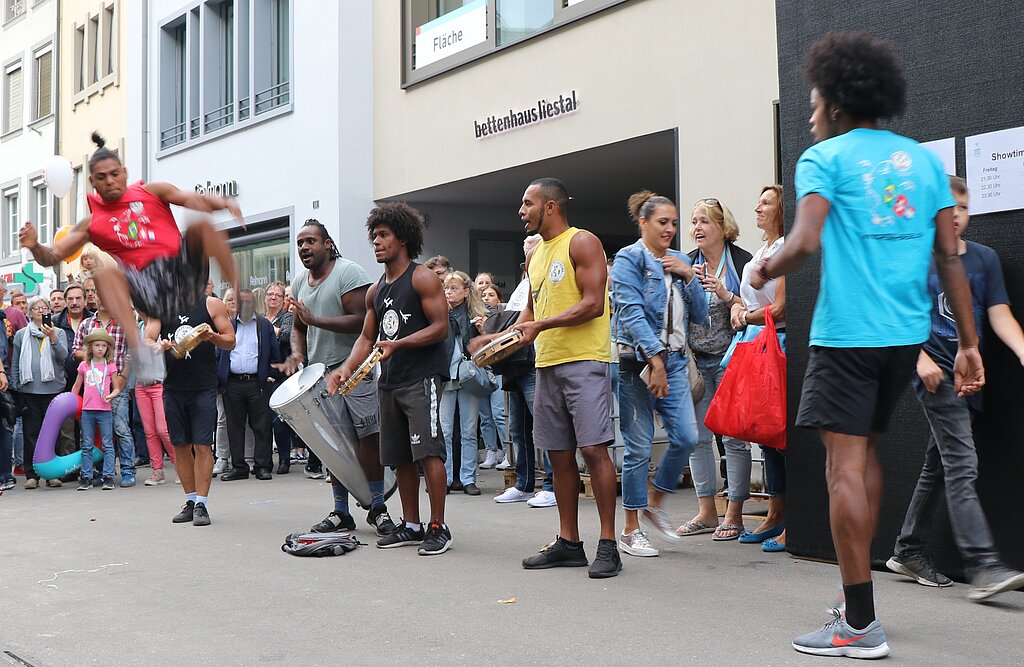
[695,198,720,208]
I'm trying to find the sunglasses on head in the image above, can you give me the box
[695,198,720,208]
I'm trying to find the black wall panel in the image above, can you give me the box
[776,0,1024,576]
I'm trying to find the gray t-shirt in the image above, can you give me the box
[291,258,371,368]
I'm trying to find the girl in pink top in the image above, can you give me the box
[72,330,123,490]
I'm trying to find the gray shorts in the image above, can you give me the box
[533,360,614,451]
[334,372,380,440]
[379,376,446,466]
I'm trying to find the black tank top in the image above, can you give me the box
[373,262,448,389]
[162,297,218,391]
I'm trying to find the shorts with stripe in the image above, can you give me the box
[378,375,446,466]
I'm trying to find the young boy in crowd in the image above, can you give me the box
[887,176,1024,601]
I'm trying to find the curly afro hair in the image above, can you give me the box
[803,32,907,121]
[365,202,426,260]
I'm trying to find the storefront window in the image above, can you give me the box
[496,0,553,46]
[218,235,291,309]
[404,0,629,84]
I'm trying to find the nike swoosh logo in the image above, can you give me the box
[832,633,866,647]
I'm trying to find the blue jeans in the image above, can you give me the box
[894,377,999,576]
[81,410,115,479]
[440,387,480,485]
[14,416,22,466]
[111,393,136,477]
[272,415,292,464]
[0,418,13,482]
[618,351,699,510]
[478,377,506,453]
[689,351,750,500]
[507,371,552,493]
[763,446,786,496]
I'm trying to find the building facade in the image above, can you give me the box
[372,0,780,292]
[136,0,376,294]
[0,0,59,299]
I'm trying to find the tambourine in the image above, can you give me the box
[472,330,526,368]
[172,323,212,359]
[340,347,384,395]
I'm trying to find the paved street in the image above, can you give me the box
[1,466,1021,666]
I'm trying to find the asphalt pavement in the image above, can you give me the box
[1,465,1021,666]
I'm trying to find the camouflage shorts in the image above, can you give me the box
[122,242,208,323]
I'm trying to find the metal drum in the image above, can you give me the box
[269,363,396,507]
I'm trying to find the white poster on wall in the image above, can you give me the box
[415,0,488,70]
[966,126,1024,215]
[921,137,956,176]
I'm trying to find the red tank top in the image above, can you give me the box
[88,181,182,269]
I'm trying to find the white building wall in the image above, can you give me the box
[0,0,60,298]
[136,0,376,285]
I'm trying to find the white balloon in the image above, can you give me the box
[43,156,73,198]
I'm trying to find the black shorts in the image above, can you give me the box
[378,376,446,466]
[123,241,208,323]
[796,345,920,437]
[164,388,218,446]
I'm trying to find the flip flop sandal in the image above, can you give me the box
[738,523,786,543]
[762,538,786,553]
[677,519,718,536]
[712,524,743,541]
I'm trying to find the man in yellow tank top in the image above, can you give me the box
[474,177,621,578]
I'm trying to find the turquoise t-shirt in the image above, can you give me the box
[795,129,955,348]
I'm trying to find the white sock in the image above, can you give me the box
[405,521,420,530]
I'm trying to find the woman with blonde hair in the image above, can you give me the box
[679,198,753,539]
[440,271,488,495]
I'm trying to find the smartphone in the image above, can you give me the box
[640,364,652,382]
[42,313,52,327]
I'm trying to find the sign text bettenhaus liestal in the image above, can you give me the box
[474,90,579,140]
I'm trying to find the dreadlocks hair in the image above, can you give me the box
[365,202,426,260]
[88,131,122,172]
[803,32,907,121]
[301,219,342,260]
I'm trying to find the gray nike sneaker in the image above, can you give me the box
[886,554,952,587]
[968,565,1024,602]
[792,609,890,659]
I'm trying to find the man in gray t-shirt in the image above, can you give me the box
[280,220,396,537]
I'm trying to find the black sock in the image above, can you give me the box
[843,581,875,630]
[559,537,583,548]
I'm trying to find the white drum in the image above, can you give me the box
[269,363,395,508]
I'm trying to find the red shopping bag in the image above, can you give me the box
[704,309,787,450]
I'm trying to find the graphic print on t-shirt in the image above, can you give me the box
[861,150,919,228]
[107,200,157,249]
[379,296,411,341]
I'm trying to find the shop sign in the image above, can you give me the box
[474,90,579,139]
[415,0,487,69]
[195,180,239,197]
[2,260,49,297]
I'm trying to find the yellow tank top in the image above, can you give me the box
[529,227,611,367]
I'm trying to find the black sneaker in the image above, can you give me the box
[588,539,623,579]
[77,478,91,491]
[886,554,952,587]
[311,511,356,533]
[376,520,425,548]
[522,536,589,569]
[101,476,115,491]
[193,503,211,526]
[418,522,453,555]
[172,500,195,523]
[367,505,397,537]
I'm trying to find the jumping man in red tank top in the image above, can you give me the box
[19,132,242,383]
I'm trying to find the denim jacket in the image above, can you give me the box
[611,239,708,363]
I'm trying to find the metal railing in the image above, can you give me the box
[238,96,250,121]
[203,102,234,132]
[254,81,289,115]
[160,121,186,149]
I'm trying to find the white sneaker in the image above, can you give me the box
[495,452,513,470]
[480,451,499,469]
[212,458,229,475]
[527,490,557,508]
[494,487,533,503]
[619,529,659,557]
